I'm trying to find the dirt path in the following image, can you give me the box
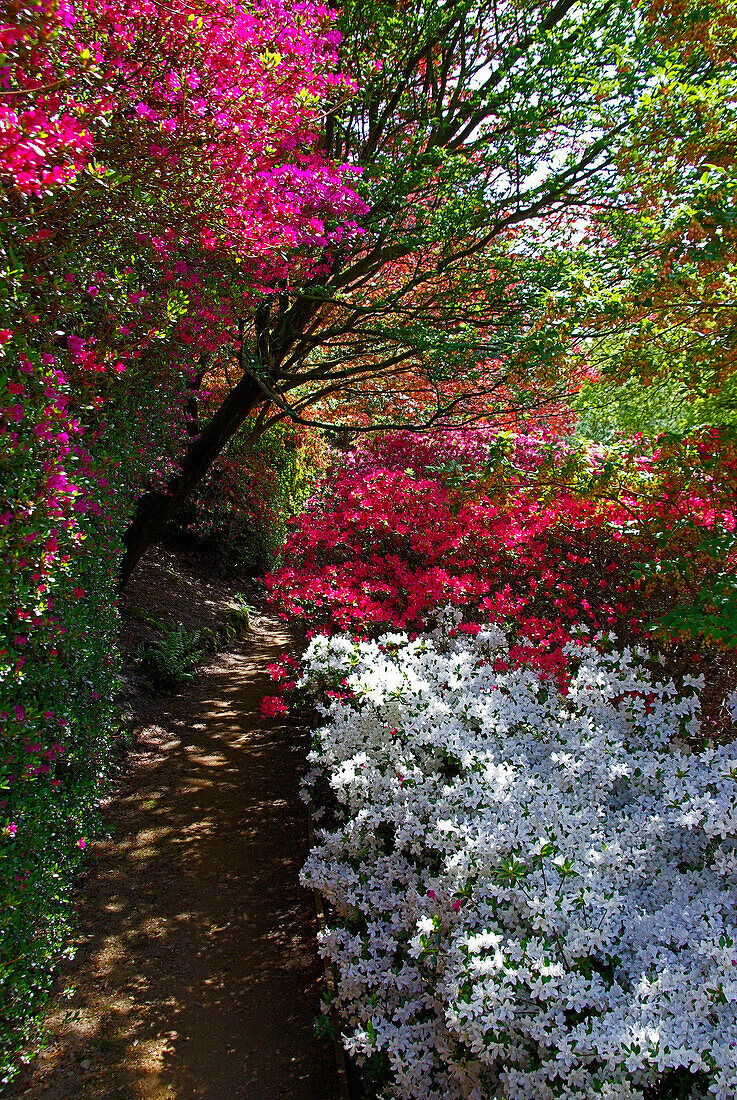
[9,608,339,1100]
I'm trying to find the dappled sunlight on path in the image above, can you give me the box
[10,613,338,1100]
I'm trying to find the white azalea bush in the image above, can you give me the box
[300,625,737,1099]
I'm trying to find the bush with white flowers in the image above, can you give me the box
[300,625,737,1100]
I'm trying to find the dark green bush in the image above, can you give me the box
[172,418,329,570]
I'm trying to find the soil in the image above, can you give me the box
[6,544,340,1100]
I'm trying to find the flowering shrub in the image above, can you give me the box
[258,429,737,1097]
[0,345,120,1078]
[0,0,92,196]
[266,428,737,720]
[300,625,737,1100]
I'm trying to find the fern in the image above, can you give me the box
[137,624,207,689]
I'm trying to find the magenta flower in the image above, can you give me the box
[260,695,289,718]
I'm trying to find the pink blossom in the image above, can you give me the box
[260,695,289,717]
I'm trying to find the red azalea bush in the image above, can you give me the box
[265,428,737,724]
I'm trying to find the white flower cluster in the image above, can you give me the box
[300,626,737,1099]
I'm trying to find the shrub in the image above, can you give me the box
[0,348,120,1081]
[223,595,254,640]
[266,428,737,731]
[173,419,329,570]
[260,429,737,1098]
[300,625,737,1100]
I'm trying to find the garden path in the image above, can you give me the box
[9,597,339,1100]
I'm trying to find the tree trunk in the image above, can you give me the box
[119,371,265,587]
[119,289,326,586]
[185,354,210,437]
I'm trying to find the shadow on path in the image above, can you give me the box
[9,613,339,1100]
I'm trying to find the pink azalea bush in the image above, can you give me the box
[0,346,120,1071]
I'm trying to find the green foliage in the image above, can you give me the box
[644,1067,711,1100]
[648,572,737,651]
[137,624,209,690]
[576,0,737,403]
[223,595,254,640]
[573,369,737,443]
[131,608,169,632]
[172,418,329,570]
[573,376,708,441]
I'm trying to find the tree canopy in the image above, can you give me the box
[122,0,712,576]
